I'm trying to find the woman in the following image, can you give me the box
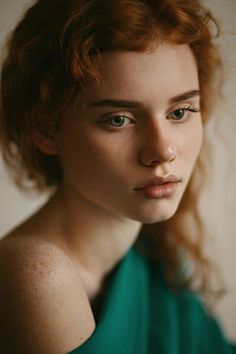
[0,0,235,353]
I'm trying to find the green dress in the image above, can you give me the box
[67,246,236,354]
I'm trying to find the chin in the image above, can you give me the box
[130,203,179,224]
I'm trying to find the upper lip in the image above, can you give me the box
[134,175,180,190]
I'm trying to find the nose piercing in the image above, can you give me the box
[140,144,177,167]
[166,146,177,161]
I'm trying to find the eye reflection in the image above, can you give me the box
[106,115,132,127]
[171,109,186,120]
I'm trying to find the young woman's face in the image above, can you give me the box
[56,43,203,223]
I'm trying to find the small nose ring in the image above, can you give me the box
[167,146,177,161]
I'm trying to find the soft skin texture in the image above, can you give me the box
[58,44,202,223]
[4,43,203,284]
[46,43,203,277]
[0,43,203,353]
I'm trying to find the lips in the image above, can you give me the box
[134,175,180,190]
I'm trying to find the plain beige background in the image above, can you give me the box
[0,0,235,342]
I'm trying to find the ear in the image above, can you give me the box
[32,127,59,155]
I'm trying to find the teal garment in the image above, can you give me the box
[67,246,236,354]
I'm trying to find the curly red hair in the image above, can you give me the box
[0,0,223,304]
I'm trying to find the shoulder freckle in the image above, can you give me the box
[0,236,76,286]
[0,237,95,353]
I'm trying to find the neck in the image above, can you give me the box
[44,186,142,282]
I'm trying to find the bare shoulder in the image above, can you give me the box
[0,236,96,354]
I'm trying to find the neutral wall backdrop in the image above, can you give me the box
[0,0,235,342]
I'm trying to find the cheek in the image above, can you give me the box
[78,128,134,165]
[181,121,203,168]
[59,127,131,184]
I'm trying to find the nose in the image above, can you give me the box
[138,121,177,167]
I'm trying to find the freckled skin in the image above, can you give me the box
[57,43,202,225]
[0,43,203,352]
[0,237,96,353]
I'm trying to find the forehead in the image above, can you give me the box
[79,43,199,105]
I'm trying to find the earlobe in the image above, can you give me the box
[32,129,59,155]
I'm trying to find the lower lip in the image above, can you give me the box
[135,182,179,199]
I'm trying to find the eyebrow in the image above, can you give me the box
[88,90,200,109]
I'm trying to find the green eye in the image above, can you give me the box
[170,109,186,120]
[110,116,126,127]
[100,114,134,130]
[168,106,200,121]
[103,115,134,128]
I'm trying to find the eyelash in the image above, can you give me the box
[101,105,200,128]
[167,106,200,121]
